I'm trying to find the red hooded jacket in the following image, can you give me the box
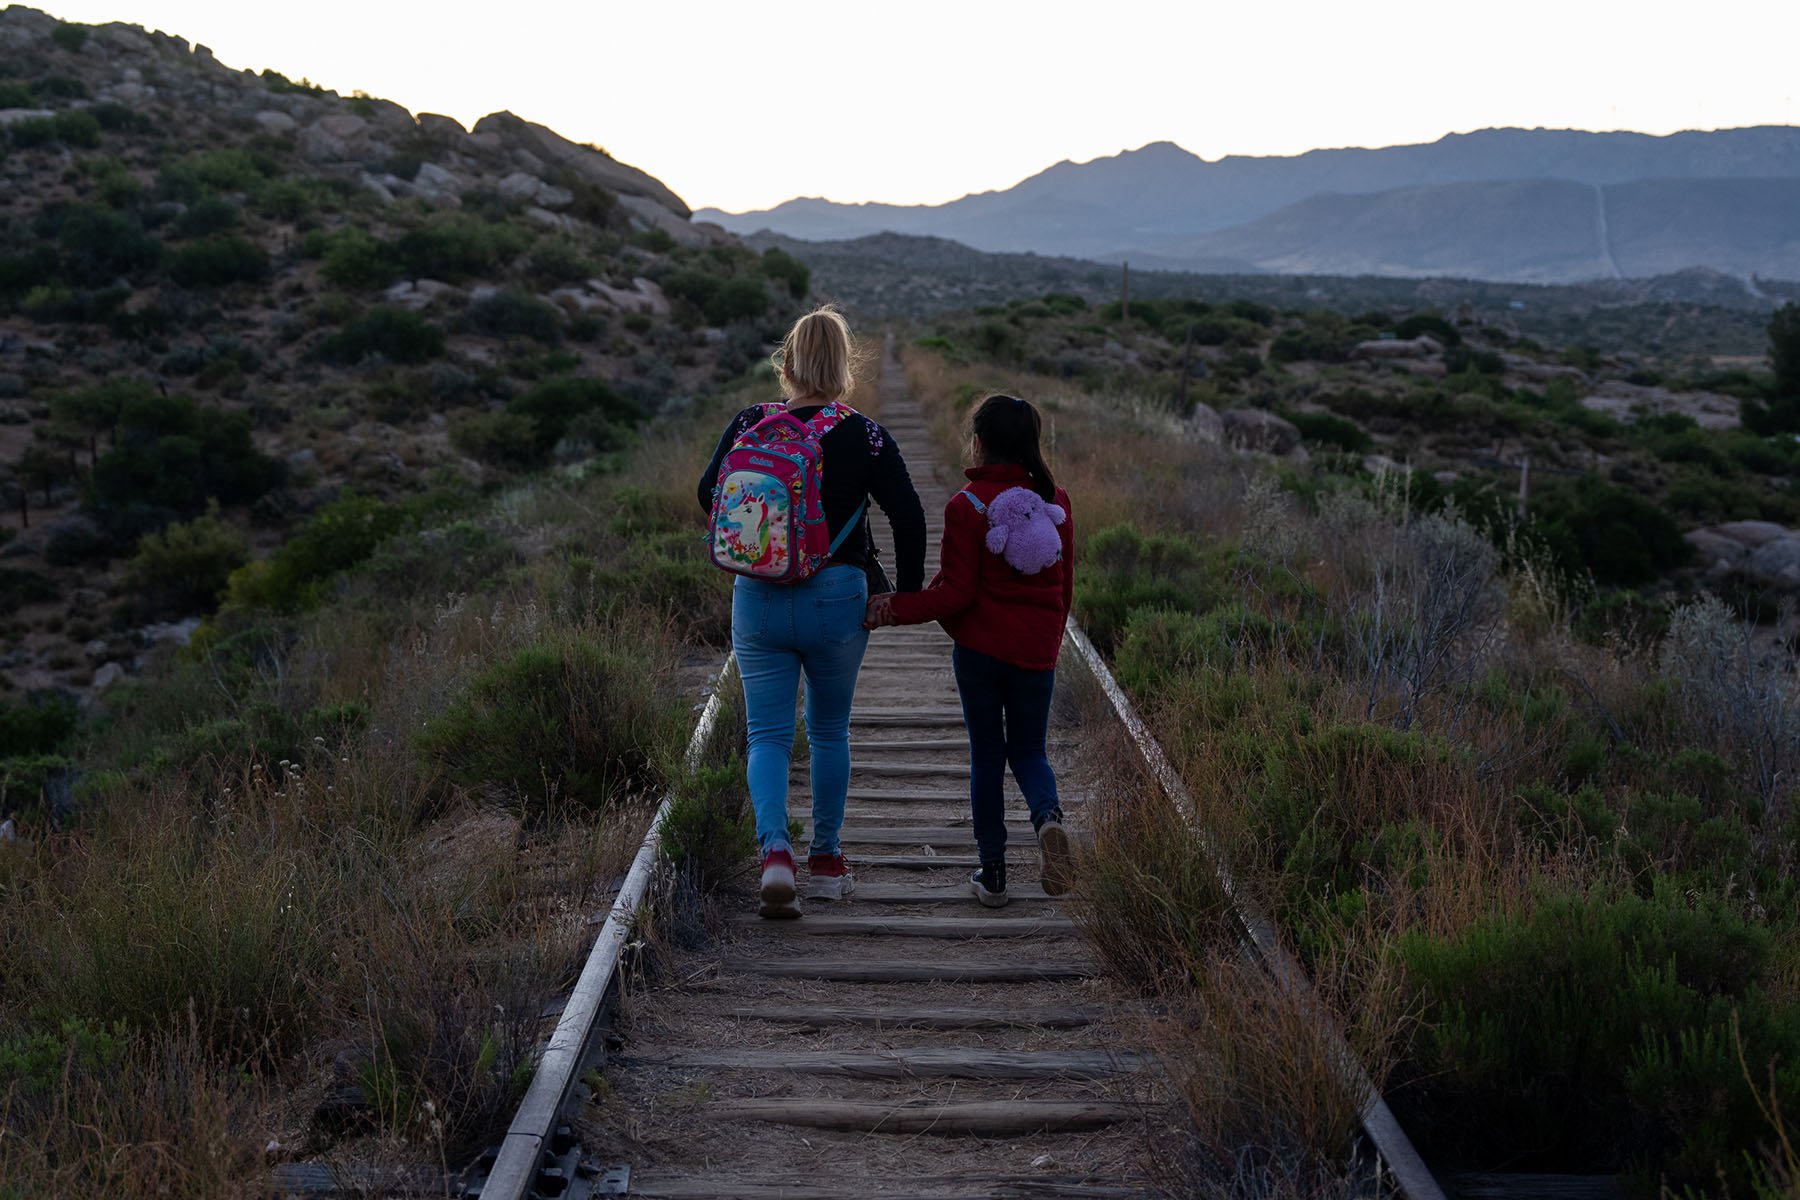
[890,464,1074,671]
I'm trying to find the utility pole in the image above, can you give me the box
[1120,261,1130,326]
[1517,452,1531,517]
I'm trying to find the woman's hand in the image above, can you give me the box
[864,593,897,629]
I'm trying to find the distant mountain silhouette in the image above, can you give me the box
[697,127,1800,282]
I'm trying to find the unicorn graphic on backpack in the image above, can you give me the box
[717,489,782,571]
[708,403,864,583]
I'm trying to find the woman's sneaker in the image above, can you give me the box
[759,849,800,919]
[1035,809,1071,896]
[807,851,855,900]
[971,860,1008,908]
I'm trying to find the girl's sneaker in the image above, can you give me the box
[759,849,800,919]
[807,851,855,900]
[1035,809,1071,897]
[971,860,1008,908]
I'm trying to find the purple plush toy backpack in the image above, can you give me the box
[708,402,866,584]
[959,485,1066,575]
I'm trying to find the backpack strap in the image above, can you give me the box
[957,488,988,515]
[827,497,867,556]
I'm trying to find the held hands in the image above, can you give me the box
[863,593,898,630]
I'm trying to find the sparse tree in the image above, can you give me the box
[16,445,64,510]
[1771,302,1800,399]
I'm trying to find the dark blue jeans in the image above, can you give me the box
[952,644,1060,864]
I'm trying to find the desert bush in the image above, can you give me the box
[660,758,755,891]
[449,408,539,469]
[1533,476,1689,586]
[225,493,409,613]
[167,236,269,287]
[125,506,248,615]
[1283,409,1371,453]
[394,215,527,281]
[0,693,78,759]
[317,227,400,290]
[50,20,89,50]
[171,197,240,239]
[1393,313,1461,346]
[7,109,100,149]
[416,627,685,817]
[1075,524,1232,654]
[39,202,161,285]
[758,247,809,300]
[526,237,594,285]
[662,269,769,326]
[89,392,281,532]
[507,376,642,457]
[459,290,562,344]
[321,307,444,364]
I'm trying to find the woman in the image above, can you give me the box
[697,307,926,918]
[865,393,1074,907]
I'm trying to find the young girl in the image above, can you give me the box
[866,394,1074,907]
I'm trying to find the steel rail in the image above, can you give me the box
[1062,617,1447,1200]
[477,654,737,1200]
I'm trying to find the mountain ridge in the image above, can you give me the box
[697,126,1800,282]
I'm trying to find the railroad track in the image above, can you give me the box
[281,339,1446,1198]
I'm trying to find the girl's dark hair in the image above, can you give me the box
[972,393,1055,502]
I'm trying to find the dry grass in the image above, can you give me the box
[0,376,759,1190]
[900,337,1800,1189]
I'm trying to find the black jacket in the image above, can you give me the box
[697,403,927,591]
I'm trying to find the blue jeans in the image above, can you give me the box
[952,645,1061,863]
[733,566,870,856]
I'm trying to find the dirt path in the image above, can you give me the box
[577,338,1179,1198]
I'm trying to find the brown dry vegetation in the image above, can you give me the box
[0,365,769,1194]
[902,340,1800,1197]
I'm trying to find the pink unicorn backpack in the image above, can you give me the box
[708,402,866,584]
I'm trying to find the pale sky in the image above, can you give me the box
[37,0,1800,213]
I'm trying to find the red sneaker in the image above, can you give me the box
[806,851,855,901]
[759,849,800,919]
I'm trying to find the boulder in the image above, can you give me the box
[497,171,573,209]
[357,172,395,203]
[254,109,297,134]
[91,662,125,690]
[616,193,708,245]
[548,287,608,315]
[1715,520,1789,549]
[1222,408,1301,455]
[1352,335,1443,361]
[315,113,368,140]
[1184,402,1222,444]
[525,206,577,233]
[411,162,463,202]
[472,110,691,217]
[299,124,348,163]
[416,112,466,140]
[1579,380,1740,431]
[1747,536,1800,587]
[383,279,457,311]
[0,109,55,127]
[1685,529,1748,574]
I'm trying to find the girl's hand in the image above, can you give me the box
[864,593,896,629]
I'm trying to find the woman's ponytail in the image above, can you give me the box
[971,393,1056,503]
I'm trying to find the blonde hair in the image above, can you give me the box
[776,306,855,403]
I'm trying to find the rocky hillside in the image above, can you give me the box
[0,6,807,706]
[758,231,1790,360]
[913,293,1800,625]
[700,127,1800,283]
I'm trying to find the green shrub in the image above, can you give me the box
[526,238,594,285]
[167,236,268,287]
[757,247,809,300]
[0,693,78,758]
[459,290,562,344]
[50,21,90,51]
[318,227,401,290]
[1532,476,1689,586]
[1393,313,1462,346]
[225,493,408,613]
[1074,525,1231,654]
[448,409,540,469]
[1282,409,1371,453]
[416,630,685,816]
[507,376,642,457]
[0,83,30,108]
[321,308,444,365]
[660,759,756,890]
[39,202,161,285]
[0,567,56,610]
[250,178,319,221]
[125,506,248,614]
[1395,884,1790,1188]
[394,215,526,281]
[260,69,325,96]
[89,392,280,531]
[8,109,100,149]
[662,270,769,326]
[171,197,240,238]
